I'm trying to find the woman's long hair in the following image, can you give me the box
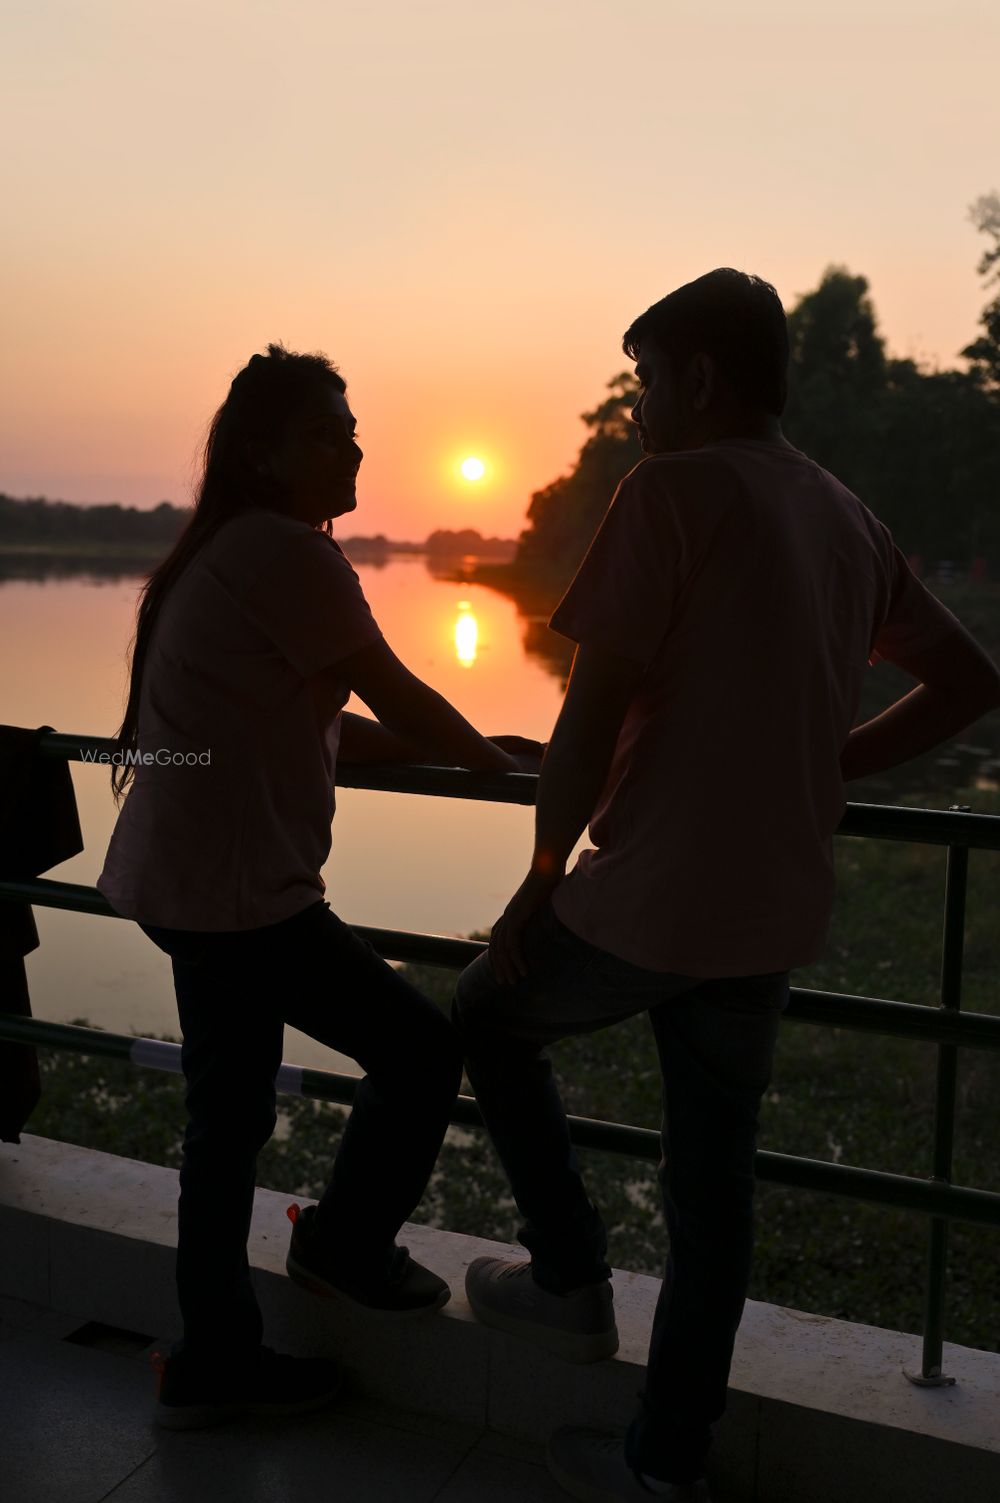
[110,342,346,804]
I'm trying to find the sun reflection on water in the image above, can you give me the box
[455,600,478,667]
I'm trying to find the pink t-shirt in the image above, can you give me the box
[549,440,964,978]
[96,506,383,931]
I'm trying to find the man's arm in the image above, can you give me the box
[488,641,645,983]
[531,643,645,876]
[841,625,1000,782]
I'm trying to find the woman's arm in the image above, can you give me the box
[333,640,518,773]
[337,711,424,764]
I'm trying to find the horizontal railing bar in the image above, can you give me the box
[29,730,1000,844]
[337,764,539,806]
[353,926,485,969]
[34,733,537,807]
[4,1012,999,1230]
[834,801,1000,849]
[3,877,1000,1050]
[784,990,1000,1051]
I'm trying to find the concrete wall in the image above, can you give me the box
[2,1134,998,1502]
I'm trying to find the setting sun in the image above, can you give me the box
[460,456,486,481]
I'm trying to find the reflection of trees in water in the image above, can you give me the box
[521,614,573,685]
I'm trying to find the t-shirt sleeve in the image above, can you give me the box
[548,466,681,667]
[233,530,383,678]
[868,542,964,668]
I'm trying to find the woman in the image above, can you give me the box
[97,343,534,1429]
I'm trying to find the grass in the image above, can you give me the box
[29,801,998,1353]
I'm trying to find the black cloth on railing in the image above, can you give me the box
[0,724,84,1142]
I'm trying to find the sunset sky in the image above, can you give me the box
[3,0,998,539]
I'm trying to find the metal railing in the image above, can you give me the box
[2,729,999,1387]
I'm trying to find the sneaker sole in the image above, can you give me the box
[154,1381,343,1431]
[286,1252,451,1319]
[545,1441,712,1503]
[465,1288,619,1364]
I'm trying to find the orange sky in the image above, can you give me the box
[2,0,998,538]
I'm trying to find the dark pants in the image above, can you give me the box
[139,898,463,1360]
[453,901,789,1486]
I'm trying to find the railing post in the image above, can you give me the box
[905,824,968,1388]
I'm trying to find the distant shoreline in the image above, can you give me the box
[0,540,171,558]
[0,538,517,562]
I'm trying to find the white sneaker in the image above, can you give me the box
[464,1257,618,1363]
[546,1428,712,1503]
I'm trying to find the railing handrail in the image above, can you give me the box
[4,877,1000,1058]
[28,729,1000,843]
[6,722,1000,1384]
[3,1010,999,1234]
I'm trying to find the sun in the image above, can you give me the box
[460,456,486,481]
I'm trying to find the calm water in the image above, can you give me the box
[1,557,568,1070]
[4,557,998,1072]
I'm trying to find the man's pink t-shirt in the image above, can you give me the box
[548,440,963,978]
[96,506,383,931]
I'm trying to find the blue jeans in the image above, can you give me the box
[453,900,789,1486]
[140,899,463,1360]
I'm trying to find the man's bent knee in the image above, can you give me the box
[453,951,506,1035]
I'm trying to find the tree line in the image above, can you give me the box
[507,194,1000,599]
[0,495,187,548]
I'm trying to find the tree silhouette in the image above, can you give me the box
[961,191,1000,389]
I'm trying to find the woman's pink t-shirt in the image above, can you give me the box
[549,441,964,978]
[96,506,383,931]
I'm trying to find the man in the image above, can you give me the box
[453,268,1000,1502]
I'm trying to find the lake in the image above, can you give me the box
[3,554,998,1073]
[1,556,570,1071]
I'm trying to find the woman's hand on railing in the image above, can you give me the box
[487,735,546,773]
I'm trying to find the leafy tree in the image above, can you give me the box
[961,191,1000,389]
[782,265,887,496]
[513,372,641,593]
[501,228,1000,603]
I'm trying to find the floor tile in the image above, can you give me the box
[0,1333,157,1503]
[104,1406,475,1503]
[435,1445,568,1502]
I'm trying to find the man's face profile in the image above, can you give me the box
[631,342,686,455]
[631,341,718,455]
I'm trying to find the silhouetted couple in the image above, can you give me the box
[97,270,1000,1502]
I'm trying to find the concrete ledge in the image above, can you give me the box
[2,1135,998,1502]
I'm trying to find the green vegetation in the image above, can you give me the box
[26,793,1000,1353]
[478,194,1000,605]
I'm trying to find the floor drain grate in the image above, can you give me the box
[64,1321,155,1356]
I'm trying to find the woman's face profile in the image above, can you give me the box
[269,386,363,526]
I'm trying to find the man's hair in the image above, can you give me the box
[623,268,789,416]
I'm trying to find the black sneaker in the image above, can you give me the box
[285,1202,451,1318]
[152,1344,344,1431]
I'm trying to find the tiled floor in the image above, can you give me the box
[0,1298,568,1503]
